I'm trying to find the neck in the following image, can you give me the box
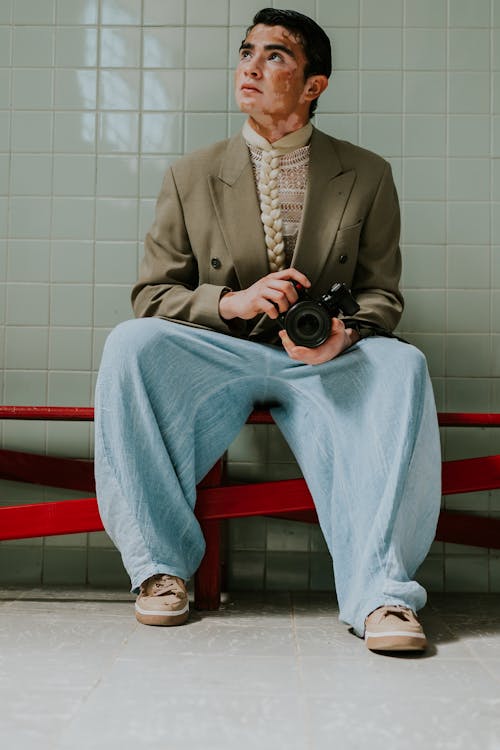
[247,113,310,143]
[243,118,313,155]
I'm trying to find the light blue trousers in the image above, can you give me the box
[94,318,441,636]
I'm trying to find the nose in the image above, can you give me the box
[244,55,262,79]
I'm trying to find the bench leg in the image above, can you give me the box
[194,518,221,610]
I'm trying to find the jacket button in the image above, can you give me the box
[211,258,221,269]
[339,255,348,264]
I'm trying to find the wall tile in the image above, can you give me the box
[317,0,359,27]
[404,29,445,70]
[447,246,491,289]
[403,158,445,200]
[399,289,445,332]
[93,284,132,327]
[98,69,140,110]
[51,241,94,283]
[12,69,52,109]
[55,27,97,68]
[0,69,11,108]
[50,284,93,326]
[186,26,228,68]
[52,197,95,240]
[13,0,55,25]
[101,0,141,26]
[404,115,446,156]
[98,112,138,153]
[402,201,445,244]
[360,71,402,112]
[229,1,269,26]
[319,71,359,114]
[94,242,138,283]
[7,239,50,281]
[447,290,490,333]
[144,0,185,26]
[5,326,49,369]
[184,113,227,151]
[361,0,403,27]
[0,112,10,151]
[0,1,11,24]
[10,154,52,196]
[54,69,97,109]
[0,154,10,195]
[10,197,51,238]
[447,203,490,245]
[49,327,92,370]
[142,70,183,111]
[359,115,401,156]
[143,28,185,68]
[449,115,490,157]
[449,72,490,114]
[53,154,95,196]
[4,370,48,404]
[449,29,490,71]
[186,0,228,25]
[56,0,98,25]
[405,72,446,114]
[401,245,446,288]
[47,371,92,406]
[448,159,490,202]
[141,112,182,153]
[95,198,138,240]
[326,28,358,71]
[12,26,53,67]
[100,27,141,68]
[96,156,138,197]
[185,69,228,111]
[360,28,401,69]
[449,0,491,27]
[54,112,96,153]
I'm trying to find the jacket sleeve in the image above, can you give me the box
[131,167,238,335]
[346,161,404,334]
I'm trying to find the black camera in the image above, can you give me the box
[278,281,360,348]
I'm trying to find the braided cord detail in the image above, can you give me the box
[258,149,286,272]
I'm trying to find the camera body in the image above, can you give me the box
[278,281,360,348]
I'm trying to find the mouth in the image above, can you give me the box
[240,84,262,93]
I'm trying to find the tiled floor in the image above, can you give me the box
[1,589,500,749]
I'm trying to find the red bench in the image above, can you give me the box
[1,405,500,609]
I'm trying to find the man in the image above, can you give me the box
[95,8,441,652]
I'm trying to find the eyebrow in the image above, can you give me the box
[239,42,296,60]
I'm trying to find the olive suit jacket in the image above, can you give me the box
[132,126,403,343]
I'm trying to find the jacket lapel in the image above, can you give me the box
[291,129,356,287]
[208,133,269,290]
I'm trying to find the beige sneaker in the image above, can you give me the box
[135,574,189,626]
[364,605,427,652]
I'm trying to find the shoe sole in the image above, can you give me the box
[135,602,189,627]
[365,632,427,652]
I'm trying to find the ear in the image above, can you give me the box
[304,75,329,102]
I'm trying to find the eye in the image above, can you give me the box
[239,49,251,60]
[269,52,284,62]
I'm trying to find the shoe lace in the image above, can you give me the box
[375,605,415,624]
[147,574,185,599]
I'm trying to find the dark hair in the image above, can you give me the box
[245,8,332,117]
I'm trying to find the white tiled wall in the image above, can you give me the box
[1,0,499,591]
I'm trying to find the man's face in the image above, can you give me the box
[235,24,311,123]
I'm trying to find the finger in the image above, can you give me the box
[262,287,292,314]
[270,268,311,288]
[266,280,299,306]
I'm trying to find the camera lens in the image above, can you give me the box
[285,302,331,348]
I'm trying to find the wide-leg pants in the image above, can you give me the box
[94,318,441,637]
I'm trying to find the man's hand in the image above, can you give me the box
[219,269,311,321]
[279,318,360,365]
